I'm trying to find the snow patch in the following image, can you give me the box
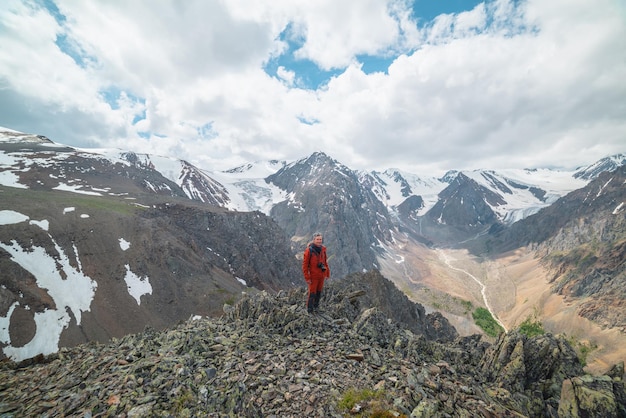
[0,210,29,225]
[54,183,102,196]
[124,265,152,305]
[29,219,49,231]
[119,238,131,251]
[0,237,97,361]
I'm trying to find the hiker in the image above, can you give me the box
[302,232,330,313]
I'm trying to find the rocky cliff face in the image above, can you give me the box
[1,271,622,417]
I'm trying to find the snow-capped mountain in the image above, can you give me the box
[573,153,626,180]
[363,167,587,225]
[0,127,619,237]
[361,168,447,216]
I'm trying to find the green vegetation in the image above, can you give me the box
[337,388,406,418]
[472,307,504,337]
[172,388,194,416]
[517,314,545,337]
[566,336,598,367]
[337,388,382,410]
[1,186,142,216]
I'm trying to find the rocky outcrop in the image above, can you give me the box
[479,331,585,416]
[558,362,626,418]
[1,271,621,417]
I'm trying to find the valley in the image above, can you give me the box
[378,238,626,375]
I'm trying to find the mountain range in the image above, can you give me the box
[0,126,624,369]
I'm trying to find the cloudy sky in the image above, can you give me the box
[1,0,625,175]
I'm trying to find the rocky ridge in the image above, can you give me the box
[1,271,623,417]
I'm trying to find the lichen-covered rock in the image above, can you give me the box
[353,307,396,348]
[558,374,620,418]
[478,330,586,416]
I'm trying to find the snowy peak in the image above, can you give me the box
[440,170,460,183]
[224,159,287,177]
[574,153,626,180]
[434,168,587,225]
[0,127,54,144]
[0,131,236,207]
[266,151,350,193]
[427,173,504,227]
[363,169,447,215]
[178,161,230,207]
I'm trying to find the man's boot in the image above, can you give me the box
[313,291,322,312]
[307,292,316,314]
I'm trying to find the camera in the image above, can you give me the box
[318,262,326,271]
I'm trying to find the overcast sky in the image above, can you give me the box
[1,0,625,175]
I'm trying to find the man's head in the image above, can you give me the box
[312,232,323,246]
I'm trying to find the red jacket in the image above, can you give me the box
[302,244,330,282]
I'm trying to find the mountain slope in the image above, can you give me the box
[468,166,626,330]
[574,153,626,180]
[0,132,300,362]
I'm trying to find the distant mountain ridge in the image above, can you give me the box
[573,153,626,180]
[1,126,622,276]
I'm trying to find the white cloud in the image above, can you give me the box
[277,66,296,86]
[0,0,624,175]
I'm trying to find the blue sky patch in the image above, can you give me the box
[41,0,97,69]
[54,33,92,68]
[264,23,342,90]
[99,87,145,116]
[38,0,66,25]
[297,115,319,125]
[132,108,146,125]
[265,57,343,90]
[411,0,485,24]
[357,54,396,75]
[197,122,217,139]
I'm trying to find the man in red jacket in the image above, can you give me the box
[302,232,330,314]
